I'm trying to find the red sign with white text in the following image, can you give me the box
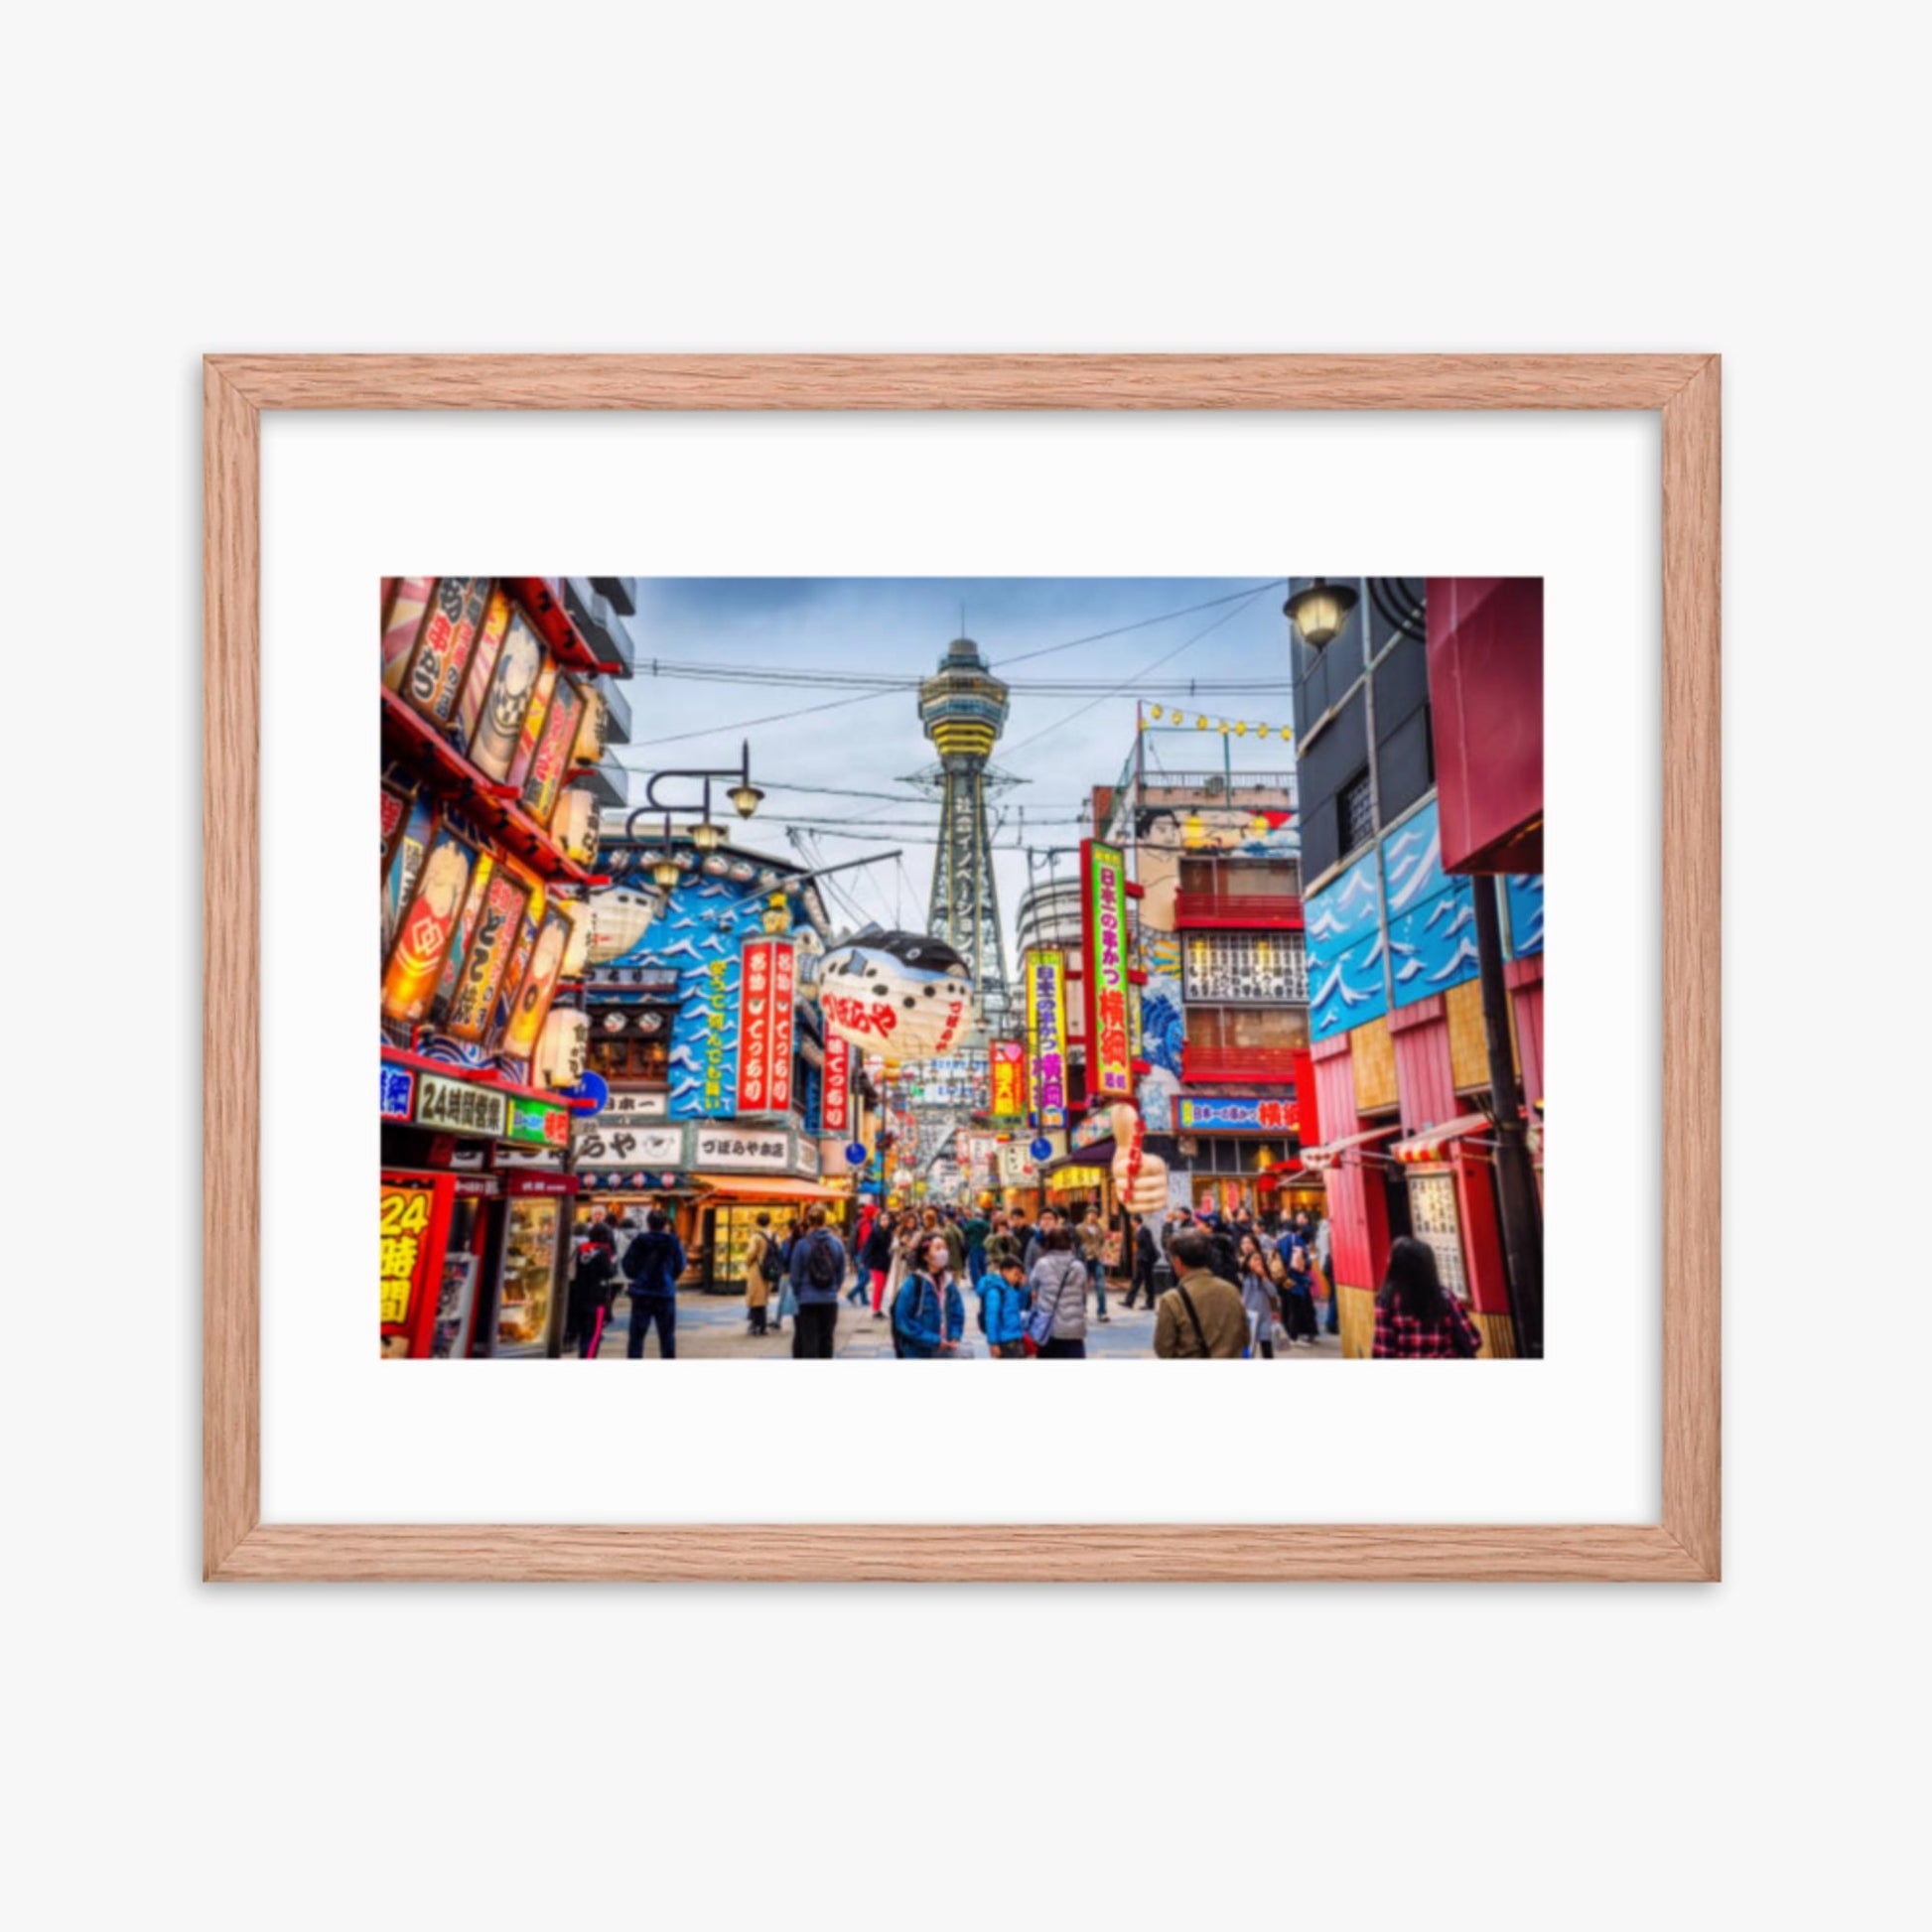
[737,938,797,1114]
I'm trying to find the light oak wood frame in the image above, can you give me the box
[205,354,1719,1582]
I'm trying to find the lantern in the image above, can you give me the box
[585,886,661,963]
[559,898,594,979]
[817,928,975,1063]
[571,689,608,766]
[549,786,602,867]
[535,1006,590,1089]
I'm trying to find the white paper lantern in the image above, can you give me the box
[559,898,594,979]
[549,786,602,866]
[535,1006,589,1089]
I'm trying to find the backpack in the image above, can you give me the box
[805,1231,842,1291]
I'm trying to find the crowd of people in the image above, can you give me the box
[564,1191,1478,1361]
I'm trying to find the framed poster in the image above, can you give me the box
[207,353,1718,1581]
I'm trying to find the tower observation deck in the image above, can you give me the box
[918,636,1014,1035]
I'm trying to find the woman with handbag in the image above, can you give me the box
[1026,1225,1090,1359]
[1238,1231,1283,1360]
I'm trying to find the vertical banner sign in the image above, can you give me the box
[736,938,797,1113]
[455,584,513,750]
[379,1177,437,1329]
[521,674,585,822]
[989,1038,1026,1118]
[1081,839,1135,1101]
[767,939,796,1112]
[380,577,435,692]
[822,1038,854,1136]
[381,830,478,1025]
[1026,949,1067,1127]
[737,938,773,1111]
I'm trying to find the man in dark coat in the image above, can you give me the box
[566,1215,620,1358]
[621,1208,685,1359]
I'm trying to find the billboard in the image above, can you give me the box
[736,937,797,1114]
[989,1037,1026,1118]
[1080,838,1133,1101]
[1025,949,1067,1127]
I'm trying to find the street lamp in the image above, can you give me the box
[1284,577,1359,651]
[728,777,765,819]
[626,738,763,837]
[647,813,681,891]
[690,816,726,853]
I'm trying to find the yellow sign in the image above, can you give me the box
[379,1181,435,1327]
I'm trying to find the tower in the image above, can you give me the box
[918,636,1014,1035]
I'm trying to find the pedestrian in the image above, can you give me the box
[743,1211,779,1336]
[1026,1225,1090,1359]
[892,1232,966,1357]
[988,1212,1026,1273]
[1314,1211,1339,1334]
[1236,1230,1283,1359]
[1153,1227,1250,1359]
[788,1203,848,1358]
[1024,1208,1058,1275]
[566,1215,620,1359]
[1371,1236,1483,1358]
[861,1207,897,1320]
[1123,1219,1161,1311]
[962,1203,991,1286]
[621,1207,684,1359]
[1074,1208,1110,1321]
[844,1208,873,1307]
[975,1253,1033,1358]
[1274,1224,1319,1345]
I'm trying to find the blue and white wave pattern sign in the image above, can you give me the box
[1306,846,1387,1042]
[603,865,770,1119]
[1382,799,1482,1011]
[1506,873,1544,957]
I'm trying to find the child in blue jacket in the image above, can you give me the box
[976,1258,1033,1359]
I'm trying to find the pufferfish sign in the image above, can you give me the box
[817,928,974,1064]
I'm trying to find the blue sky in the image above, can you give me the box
[610,577,1298,967]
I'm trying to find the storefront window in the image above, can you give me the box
[589,1035,670,1082]
[1185,1005,1309,1052]
[496,1197,561,1348]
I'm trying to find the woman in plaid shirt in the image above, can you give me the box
[1371,1237,1483,1359]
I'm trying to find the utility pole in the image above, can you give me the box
[1471,875,1543,1357]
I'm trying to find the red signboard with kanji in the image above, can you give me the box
[737,938,796,1114]
[822,1037,854,1135]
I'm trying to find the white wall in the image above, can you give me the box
[12,4,1918,1927]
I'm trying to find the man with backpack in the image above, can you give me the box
[787,1203,848,1358]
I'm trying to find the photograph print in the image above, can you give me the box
[377,576,1544,1363]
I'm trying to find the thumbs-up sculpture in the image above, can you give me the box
[1108,1102,1168,1215]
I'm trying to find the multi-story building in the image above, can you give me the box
[1097,755,1318,1218]
[572,831,861,1292]
[377,576,627,1359]
[1293,577,1544,1357]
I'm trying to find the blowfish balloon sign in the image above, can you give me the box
[817,928,973,1063]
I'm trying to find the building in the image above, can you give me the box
[1293,577,1545,1357]
[1093,733,1318,1220]
[572,830,864,1291]
[378,576,628,1358]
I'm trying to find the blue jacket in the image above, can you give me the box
[788,1227,849,1306]
[893,1273,965,1355]
[622,1230,684,1297]
[976,1271,1032,1346]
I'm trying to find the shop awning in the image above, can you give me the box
[1040,1138,1117,1174]
[690,1173,853,1203]
[1390,1113,1493,1165]
[1301,1123,1400,1172]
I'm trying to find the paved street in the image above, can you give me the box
[570,1267,1343,1361]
